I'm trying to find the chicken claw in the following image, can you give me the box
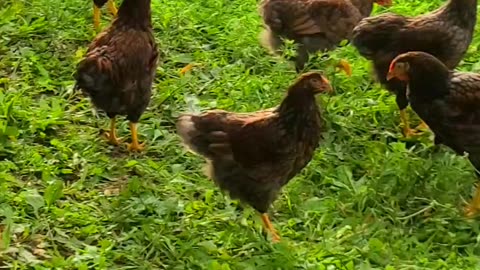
[127,122,144,152]
[103,117,121,145]
[127,141,145,152]
[261,213,280,243]
[464,205,478,218]
[465,185,480,218]
[415,121,429,131]
[400,109,422,138]
[404,128,422,138]
[180,63,195,75]
[104,133,121,146]
[336,59,352,76]
[400,111,429,137]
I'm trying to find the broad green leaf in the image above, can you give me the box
[25,190,44,216]
[44,180,63,207]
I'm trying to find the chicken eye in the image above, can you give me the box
[396,62,409,71]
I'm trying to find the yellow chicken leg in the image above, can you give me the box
[261,213,280,243]
[336,59,352,77]
[127,122,144,152]
[107,0,117,16]
[400,109,419,138]
[180,63,195,75]
[465,184,480,217]
[93,5,101,32]
[415,120,429,131]
[104,117,121,145]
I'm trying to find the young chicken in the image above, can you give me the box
[387,51,480,217]
[352,0,477,137]
[75,0,158,152]
[176,72,332,242]
[259,0,392,73]
[93,0,118,31]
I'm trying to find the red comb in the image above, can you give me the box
[388,60,396,72]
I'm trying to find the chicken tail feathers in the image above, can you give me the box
[176,114,233,160]
[259,28,283,55]
[260,1,284,33]
[352,14,406,58]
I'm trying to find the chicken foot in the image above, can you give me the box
[127,122,144,152]
[180,63,195,75]
[400,110,430,137]
[400,109,425,138]
[261,213,280,243]
[415,120,429,131]
[465,184,480,217]
[103,117,121,145]
[336,59,352,76]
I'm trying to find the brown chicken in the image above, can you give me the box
[93,0,117,31]
[387,51,480,217]
[352,0,477,137]
[75,0,158,151]
[259,0,392,72]
[176,72,332,242]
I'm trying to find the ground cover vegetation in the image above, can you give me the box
[2,0,480,268]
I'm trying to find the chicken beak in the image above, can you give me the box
[386,70,396,81]
[322,81,334,93]
[379,0,392,6]
[314,82,333,94]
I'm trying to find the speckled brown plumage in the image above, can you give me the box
[259,0,390,71]
[176,72,331,241]
[388,51,480,216]
[75,0,158,151]
[352,0,477,136]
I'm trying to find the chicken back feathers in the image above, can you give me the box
[260,0,385,70]
[261,0,363,38]
[75,0,158,122]
[176,72,330,213]
[352,0,477,108]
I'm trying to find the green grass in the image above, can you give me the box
[2,0,480,268]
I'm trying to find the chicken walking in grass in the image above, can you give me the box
[259,0,392,73]
[352,0,477,138]
[387,51,480,217]
[75,0,158,152]
[176,72,332,242]
[93,0,118,31]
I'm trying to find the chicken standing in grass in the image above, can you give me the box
[93,0,118,31]
[176,72,332,242]
[387,51,480,217]
[75,0,158,152]
[259,0,392,73]
[352,0,477,137]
